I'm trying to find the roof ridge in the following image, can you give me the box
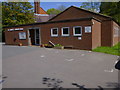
[48,6,72,21]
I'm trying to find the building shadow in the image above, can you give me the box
[106,82,119,88]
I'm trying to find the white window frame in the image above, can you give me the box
[61,27,69,36]
[51,28,58,37]
[85,26,92,33]
[15,28,20,31]
[19,28,23,30]
[73,26,82,36]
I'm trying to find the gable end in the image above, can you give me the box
[49,6,112,22]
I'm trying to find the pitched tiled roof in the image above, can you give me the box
[48,6,119,26]
[38,7,48,14]
[48,6,112,21]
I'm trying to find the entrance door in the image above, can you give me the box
[28,28,40,46]
[35,29,40,45]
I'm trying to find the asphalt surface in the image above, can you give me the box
[2,45,120,88]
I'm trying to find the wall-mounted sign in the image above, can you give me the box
[85,26,91,33]
[8,29,14,31]
[8,28,23,31]
[19,32,26,39]
[15,28,23,31]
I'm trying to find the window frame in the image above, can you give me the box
[73,26,82,36]
[61,27,70,36]
[51,28,58,37]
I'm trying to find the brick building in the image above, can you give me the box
[3,6,120,50]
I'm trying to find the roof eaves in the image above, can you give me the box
[92,17,101,22]
[3,22,46,28]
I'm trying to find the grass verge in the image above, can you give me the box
[93,42,120,56]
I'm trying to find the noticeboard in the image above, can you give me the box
[19,32,26,40]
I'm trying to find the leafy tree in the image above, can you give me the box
[47,8,61,15]
[100,2,120,24]
[80,2,101,12]
[47,5,66,15]
[2,2,35,27]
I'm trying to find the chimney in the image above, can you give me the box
[34,0,40,14]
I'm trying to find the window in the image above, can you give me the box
[73,26,82,36]
[62,27,69,36]
[85,26,91,33]
[19,32,26,39]
[51,28,58,37]
[114,26,119,37]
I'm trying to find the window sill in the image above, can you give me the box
[61,35,70,37]
[73,34,82,36]
[51,36,58,37]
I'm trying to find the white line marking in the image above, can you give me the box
[88,51,92,53]
[40,55,45,58]
[104,69,114,72]
[66,59,74,61]
[81,54,85,56]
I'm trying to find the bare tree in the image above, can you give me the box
[57,5,66,12]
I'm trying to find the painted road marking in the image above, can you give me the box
[104,69,114,72]
[40,55,45,58]
[65,59,74,61]
[81,54,85,56]
[88,51,92,53]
